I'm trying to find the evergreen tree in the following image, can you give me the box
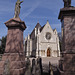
[0,36,7,54]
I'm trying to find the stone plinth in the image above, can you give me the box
[58,7,75,75]
[0,18,26,75]
[5,18,26,53]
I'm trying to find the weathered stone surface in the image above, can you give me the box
[58,7,75,19]
[10,68,25,75]
[5,18,26,53]
[0,18,26,75]
[63,54,75,72]
[59,7,75,75]
[5,18,26,30]
[0,61,5,68]
[2,53,25,61]
[3,59,10,75]
[0,68,4,75]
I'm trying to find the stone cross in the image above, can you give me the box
[14,0,23,18]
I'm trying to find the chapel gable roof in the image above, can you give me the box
[30,22,41,38]
[35,22,41,28]
[40,24,45,32]
[30,21,57,38]
[53,28,56,31]
[40,20,51,32]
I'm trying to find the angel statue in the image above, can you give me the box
[14,0,23,18]
[63,0,71,7]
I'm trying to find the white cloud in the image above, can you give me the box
[21,1,41,19]
[28,16,57,19]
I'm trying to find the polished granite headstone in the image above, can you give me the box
[58,7,75,75]
[0,18,26,75]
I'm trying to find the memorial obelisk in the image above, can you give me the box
[0,0,26,75]
[58,0,75,75]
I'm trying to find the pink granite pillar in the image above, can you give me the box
[58,7,75,75]
[0,18,26,75]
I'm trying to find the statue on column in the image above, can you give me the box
[63,0,71,7]
[14,0,23,18]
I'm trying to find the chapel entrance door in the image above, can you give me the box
[47,48,50,57]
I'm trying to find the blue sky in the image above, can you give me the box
[0,0,75,39]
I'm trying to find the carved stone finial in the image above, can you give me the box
[14,0,23,18]
[63,0,71,7]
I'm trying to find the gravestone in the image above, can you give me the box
[35,57,41,75]
[58,1,75,75]
[39,57,43,75]
[25,57,31,75]
[31,59,36,75]
[3,59,10,75]
[0,0,26,75]
[49,62,53,75]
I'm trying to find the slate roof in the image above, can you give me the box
[40,24,45,32]
[30,22,56,38]
[30,23,41,37]
[53,28,56,31]
[35,23,41,28]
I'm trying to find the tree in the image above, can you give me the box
[0,36,7,54]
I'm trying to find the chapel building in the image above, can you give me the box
[24,21,60,57]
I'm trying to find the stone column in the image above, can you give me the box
[58,7,75,75]
[0,18,26,75]
[30,39,32,56]
[36,35,39,57]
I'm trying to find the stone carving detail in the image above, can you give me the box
[63,0,71,7]
[3,59,10,75]
[14,0,23,18]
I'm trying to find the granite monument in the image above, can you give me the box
[0,0,26,75]
[58,0,75,75]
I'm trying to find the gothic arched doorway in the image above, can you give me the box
[47,48,51,57]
